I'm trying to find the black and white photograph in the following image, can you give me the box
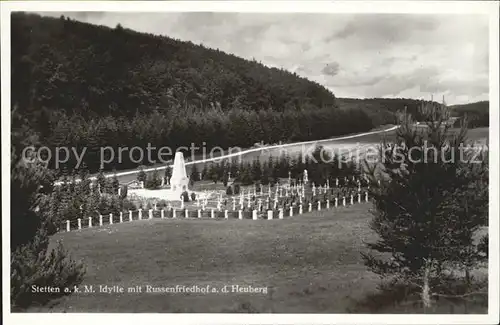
[1,1,499,324]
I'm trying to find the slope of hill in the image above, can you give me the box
[338,98,489,128]
[336,97,428,125]
[12,13,339,119]
[449,101,489,127]
[11,12,378,173]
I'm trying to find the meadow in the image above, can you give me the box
[29,203,487,313]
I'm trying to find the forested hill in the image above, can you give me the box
[12,12,378,174]
[12,12,337,119]
[449,101,489,127]
[14,13,478,175]
[336,97,433,126]
[338,98,489,128]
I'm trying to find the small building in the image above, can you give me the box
[127,180,143,189]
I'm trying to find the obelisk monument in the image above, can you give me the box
[170,152,189,194]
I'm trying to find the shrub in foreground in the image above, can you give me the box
[11,227,85,310]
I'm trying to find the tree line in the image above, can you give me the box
[450,101,489,128]
[45,105,374,173]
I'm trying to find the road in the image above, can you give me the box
[54,125,489,185]
[54,126,399,185]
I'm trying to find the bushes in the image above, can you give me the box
[122,198,137,211]
[137,168,147,184]
[156,199,168,208]
[145,169,162,189]
[11,87,85,310]
[226,186,233,196]
[96,195,122,215]
[11,227,85,310]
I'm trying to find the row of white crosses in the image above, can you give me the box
[65,190,372,231]
[64,170,377,231]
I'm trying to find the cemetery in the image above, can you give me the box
[62,149,374,232]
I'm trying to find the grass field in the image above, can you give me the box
[28,203,488,313]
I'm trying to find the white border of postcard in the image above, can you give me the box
[1,1,499,324]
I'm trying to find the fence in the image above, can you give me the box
[62,191,370,232]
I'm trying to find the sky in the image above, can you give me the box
[40,12,490,105]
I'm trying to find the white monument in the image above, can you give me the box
[170,152,190,194]
[126,152,212,203]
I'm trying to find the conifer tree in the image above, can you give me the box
[111,173,120,195]
[362,101,488,308]
[190,164,200,182]
[251,158,262,181]
[137,167,147,184]
[96,169,107,193]
[260,161,271,185]
[201,164,208,181]
[11,109,85,309]
[238,163,254,185]
[164,165,172,183]
[208,163,220,184]
[146,169,161,189]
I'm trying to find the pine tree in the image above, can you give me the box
[296,152,305,176]
[215,162,225,182]
[10,112,85,309]
[190,164,200,182]
[146,169,161,189]
[164,165,172,183]
[237,163,254,185]
[251,158,262,181]
[260,161,271,185]
[88,183,101,216]
[201,164,208,180]
[111,173,120,195]
[271,160,280,185]
[330,153,341,178]
[96,169,107,194]
[137,167,147,184]
[208,163,220,184]
[362,101,488,308]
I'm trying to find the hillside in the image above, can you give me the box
[11,13,487,175]
[449,101,489,127]
[336,97,430,125]
[337,98,489,128]
[11,12,376,173]
[12,13,340,118]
